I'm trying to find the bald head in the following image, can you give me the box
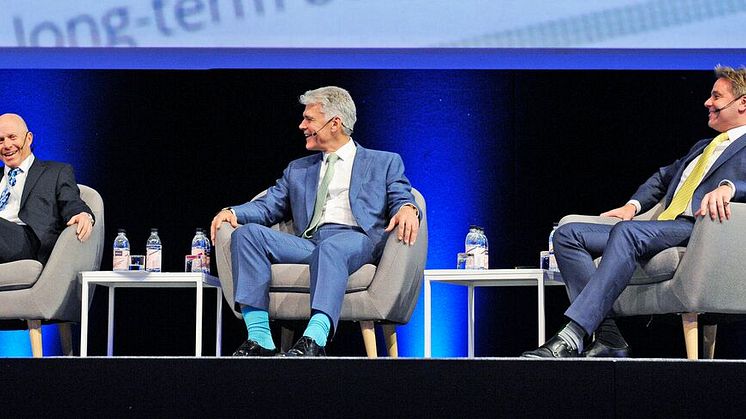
[0,114,28,132]
[0,113,33,168]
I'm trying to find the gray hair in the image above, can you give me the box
[299,86,356,135]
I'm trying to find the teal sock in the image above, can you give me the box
[240,305,276,350]
[303,311,331,347]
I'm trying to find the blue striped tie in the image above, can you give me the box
[0,168,21,211]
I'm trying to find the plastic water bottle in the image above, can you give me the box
[145,228,162,272]
[465,225,489,269]
[548,223,559,272]
[191,228,209,273]
[112,229,130,271]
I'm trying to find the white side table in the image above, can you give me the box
[80,271,222,357]
[424,268,564,358]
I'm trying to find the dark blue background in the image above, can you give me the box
[1,64,745,358]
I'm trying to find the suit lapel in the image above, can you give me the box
[305,154,323,222]
[20,159,45,209]
[349,143,371,203]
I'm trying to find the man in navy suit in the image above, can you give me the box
[523,65,746,358]
[0,113,94,266]
[210,86,420,356]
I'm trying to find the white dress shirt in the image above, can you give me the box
[0,153,35,225]
[629,125,746,216]
[318,139,359,228]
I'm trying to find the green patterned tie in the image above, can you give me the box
[303,153,340,238]
[658,132,729,221]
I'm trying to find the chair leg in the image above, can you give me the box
[703,324,717,360]
[681,313,699,360]
[59,323,74,356]
[280,326,294,353]
[382,324,398,358]
[27,320,43,358]
[360,321,377,358]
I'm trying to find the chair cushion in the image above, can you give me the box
[594,246,685,286]
[0,259,44,291]
[270,263,377,293]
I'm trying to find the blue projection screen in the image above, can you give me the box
[2,0,746,49]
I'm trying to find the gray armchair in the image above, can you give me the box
[559,201,746,359]
[215,188,428,357]
[0,185,105,357]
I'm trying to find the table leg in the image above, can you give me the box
[80,279,89,357]
[537,274,546,346]
[215,287,222,357]
[424,276,432,358]
[107,287,115,357]
[196,280,203,357]
[468,284,475,358]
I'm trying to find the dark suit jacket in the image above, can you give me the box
[1,159,93,265]
[232,143,419,259]
[631,132,746,213]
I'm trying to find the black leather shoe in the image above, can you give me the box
[521,335,579,358]
[283,336,326,357]
[232,339,278,357]
[582,340,631,358]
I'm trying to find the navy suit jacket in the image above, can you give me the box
[232,143,418,258]
[631,133,746,213]
[1,159,93,264]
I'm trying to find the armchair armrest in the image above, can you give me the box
[668,202,746,313]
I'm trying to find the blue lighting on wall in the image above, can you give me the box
[0,70,91,357]
[362,71,512,356]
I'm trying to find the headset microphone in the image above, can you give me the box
[713,95,744,113]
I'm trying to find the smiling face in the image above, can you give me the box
[0,114,33,168]
[299,103,344,152]
[704,77,746,133]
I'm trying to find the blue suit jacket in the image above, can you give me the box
[631,132,746,213]
[232,143,418,258]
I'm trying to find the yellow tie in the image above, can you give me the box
[658,132,729,221]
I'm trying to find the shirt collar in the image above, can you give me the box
[4,153,34,176]
[726,125,746,143]
[323,139,356,163]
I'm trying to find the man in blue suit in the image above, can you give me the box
[210,86,420,356]
[523,65,746,358]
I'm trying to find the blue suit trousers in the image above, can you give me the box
[555,219,694,335]
[230,223,375,329]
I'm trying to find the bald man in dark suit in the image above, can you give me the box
[0,113,94,265]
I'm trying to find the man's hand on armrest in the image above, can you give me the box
[66,212,94,242]
[211,208,238,243]
[695,184,734,222]
[384,205,420,246]
[600,203,637,220]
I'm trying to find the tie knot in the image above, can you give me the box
[7,167,21,186]
[713,132,729,144]
[326,153,339,164]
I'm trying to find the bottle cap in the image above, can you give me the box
[117,228,126,234]
[469,224,481,230]
[150,228,158,233]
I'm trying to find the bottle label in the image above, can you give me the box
[467,246,488,269]
[146,249,162,272]
[113,249,130,271]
